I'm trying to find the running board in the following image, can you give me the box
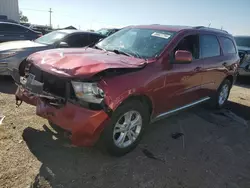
[151,97,210,123]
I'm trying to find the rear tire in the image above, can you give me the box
[100,100,149,157]
[209,79,232,109]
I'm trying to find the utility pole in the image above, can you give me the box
[49,8,52,28]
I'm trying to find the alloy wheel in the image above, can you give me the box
[113,110,142,148]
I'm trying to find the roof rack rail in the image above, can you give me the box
[193,26,205,29]
[193,26,228,33]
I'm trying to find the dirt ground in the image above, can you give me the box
[1,77,250,188]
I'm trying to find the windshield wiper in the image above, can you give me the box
[94,45,106,51]
[112,49,133,57]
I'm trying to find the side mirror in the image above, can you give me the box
[58,41,69,48]
[175,50,192,63]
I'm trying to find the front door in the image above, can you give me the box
[155,34,204,117]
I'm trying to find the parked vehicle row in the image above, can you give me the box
[0,30,105,75]
[9,25,239,156]
[234,36,250,77]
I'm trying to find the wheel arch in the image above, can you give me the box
[19,58,28,76]
[114,94,154,118]
[224,75,234,87]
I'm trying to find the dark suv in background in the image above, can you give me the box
[0,22,42,43]
[234,36,250,77]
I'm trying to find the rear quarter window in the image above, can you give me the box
[220,37,237,54]
[200,35,221,58]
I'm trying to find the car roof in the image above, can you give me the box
[127,24,230,35]
[130,24,193,32]
[0,21,36,31]
[0,21,30,27]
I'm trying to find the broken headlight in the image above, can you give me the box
[71,82,105,103]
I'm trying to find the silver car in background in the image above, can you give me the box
[0,30,105,75]
[234,36,250,77]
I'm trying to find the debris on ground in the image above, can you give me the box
[0,114,5,125]
[171,132,184,139]
[142,149,165,162]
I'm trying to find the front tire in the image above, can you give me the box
[100,100,149,156]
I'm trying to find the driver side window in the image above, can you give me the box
[174,35,200,60]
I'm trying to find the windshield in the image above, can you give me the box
[234,37,250,48]
[96,28,112,36]
[95,28,175,59]
[35,31,67,45]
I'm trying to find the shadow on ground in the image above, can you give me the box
[0,76,16,94]
[236,77,250,88]
[23,102,250,188]
[226,100,250,120]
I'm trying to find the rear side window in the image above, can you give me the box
[0,23,28,32]
[200,35,221,58]
[64,34,90,47]
[220,37,236,54]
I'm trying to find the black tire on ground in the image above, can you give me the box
[99,99,150,157]
[209,79,232,109]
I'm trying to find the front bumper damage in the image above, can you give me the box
[12,68,111,147]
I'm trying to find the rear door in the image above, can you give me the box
[219,36,239,73]
[199,34,226,97]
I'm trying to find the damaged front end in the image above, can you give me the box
[12,58,145,147]
[13,61,108,110]
[12,62,112,146]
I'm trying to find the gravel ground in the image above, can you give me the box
[1,77,250,188]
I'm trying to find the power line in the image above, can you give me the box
[20,8,48,12]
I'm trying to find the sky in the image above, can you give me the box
[19,0,250,35]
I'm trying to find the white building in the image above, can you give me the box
[0,0,19,22]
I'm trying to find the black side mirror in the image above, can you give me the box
[58,41,69,48]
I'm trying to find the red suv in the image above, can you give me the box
[12,25,239,156]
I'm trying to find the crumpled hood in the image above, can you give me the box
[0,40,46,51]
[29,48,146,78]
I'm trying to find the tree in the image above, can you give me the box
[20,11,28,23]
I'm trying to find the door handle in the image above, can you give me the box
[194,67,202,72]
[20,35,25,37]
[0,35,4,37]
